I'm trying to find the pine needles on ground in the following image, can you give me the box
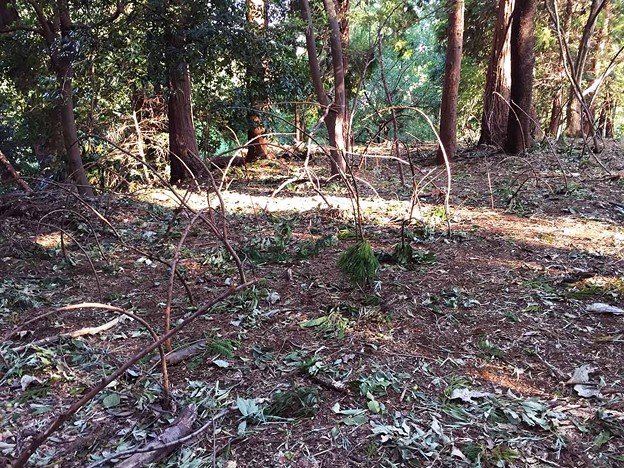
[337,240,379,286]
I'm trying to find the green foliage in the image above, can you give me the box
[565,276,624,300]
[357,367,411,397]
[477,335,504,360]
[337,240,379,286]
[300,308,351,339]
[377,243,437,267]
[205,339,238,359]
[296,234,338,259]
[266,386,321,418]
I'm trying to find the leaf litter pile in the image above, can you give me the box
[1,141,623,467]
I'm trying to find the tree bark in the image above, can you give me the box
[245,0,270,163]
[336,0,351,153]
[165,2,204,185]
[505,0,537,154]
[0,150,33,192]
[479,0,514,148]
[294,104,304,143]
[26,0,94,196]
[547,86,564,137]
[565,0,607,137]
[299,0,347,175]
[167,60,204,185]
[436,0,465,165]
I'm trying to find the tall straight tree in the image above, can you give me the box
[479,0,514,148]
[165,0,205,184]
[299,0,347,175]
[245,0,270,162]
[505,0,537,154]
[437,0,465,165]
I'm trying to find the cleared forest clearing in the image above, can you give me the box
[1,141,623,467]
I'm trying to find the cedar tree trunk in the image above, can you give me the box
[547,87,564,137]
[245,0,270,163]
[437,0,465,165]
[167,60,204,184]
[479,0,514,147]
[505,0,537,154]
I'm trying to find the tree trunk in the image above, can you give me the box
[131,91,150,183]
[548,87,564,137]
[436,0,465,165]
[479,0,514,148]
[57,66,94,196]
[167,61,204,185]
[28,0,94,196]
[294,104,304,143]
[505,0,537,154]
[565,0,607,137]
[336,0,351,153]
[299,0,347,175]
[323,0,348,174]
[245,0,270,163]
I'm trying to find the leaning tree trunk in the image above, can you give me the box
[245,0,270,163]
[436,0,465,165]
[168,61,204,185]
[505,0,537,154]
[479,0,514,147]
[565,0,607,137]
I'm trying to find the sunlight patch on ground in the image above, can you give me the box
[144,189,622,258]
[35,232,65,248]
[145,188,412,219]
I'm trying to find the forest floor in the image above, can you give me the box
[1,139,623,467]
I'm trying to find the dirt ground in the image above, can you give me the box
[1,139,623,467]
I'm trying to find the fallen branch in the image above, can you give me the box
[11,317,121,353]
[306,372,350,395]
[151,340,207,366]
[115,405,198,468]
[0,150,32,192]
[87,409,229,468]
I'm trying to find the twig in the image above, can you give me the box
[22,178,196,306]
[2,303,169,403]
[29,220,102,301]
[164,211,203,352]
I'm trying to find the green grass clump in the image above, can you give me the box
[338,240,379,286]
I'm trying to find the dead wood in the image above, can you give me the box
[115,405,197,468]
[11,317,120,353]
[151,340,207,365]
[0,149,33,192]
